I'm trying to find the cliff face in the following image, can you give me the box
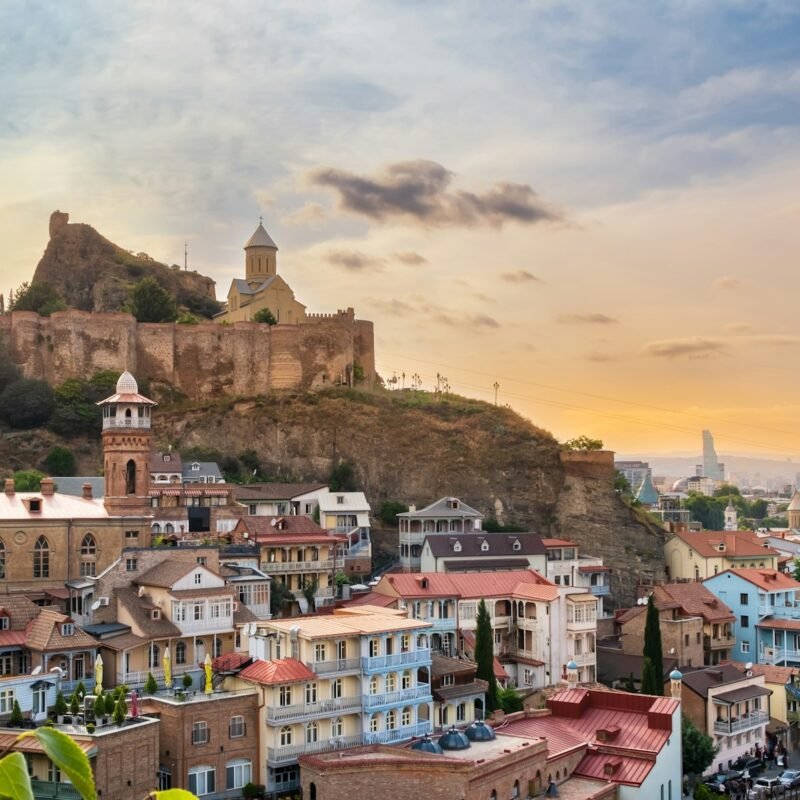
[32,211,217,313]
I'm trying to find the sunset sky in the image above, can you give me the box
[3,1,800,458]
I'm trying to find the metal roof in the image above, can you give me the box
[244,222,278,250]
[398,497,483,519]
[715,685,772,704]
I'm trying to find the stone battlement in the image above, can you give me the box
[0,309,375,399]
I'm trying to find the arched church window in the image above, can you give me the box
[34,536,49,579]
[0,540,5,579]
[80,534,96,555]
[126,459,137,495]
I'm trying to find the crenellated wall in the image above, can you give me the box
[0,308,375,398]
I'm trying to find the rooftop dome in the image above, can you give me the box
[670,669,683,681]
[567,660,578,671]
[411,735,444,754]
[438,726,471,751]
[465,720,496,742]
[116,371,139,394]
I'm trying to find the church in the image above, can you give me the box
[214,219,308,324]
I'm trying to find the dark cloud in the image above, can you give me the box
[325,249,385,272]
[556,312,619,325]
[644,337,728,358]
[500,270,541,283]
[309,160,560,228]
[392,251,427,265]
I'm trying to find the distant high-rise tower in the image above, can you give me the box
[702,430,724,482]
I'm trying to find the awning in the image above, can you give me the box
[715,685,772,704]
[356,513,370,527]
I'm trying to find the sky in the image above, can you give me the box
[2,0,800,459]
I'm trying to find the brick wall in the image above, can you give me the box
[92,717,160,800]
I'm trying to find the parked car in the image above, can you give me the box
[732,757,767,778]
[753,777,785,798]
[777,771,800,789]
[705,772,741,794]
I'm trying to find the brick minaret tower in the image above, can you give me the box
[98,371,156,515]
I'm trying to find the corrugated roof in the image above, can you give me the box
[723,660,798,685]
[541,538,577,547]
[0,492,113,519]
[345,592,398,608]
[136,561,200,588]
[715,685,771,704]
[265,611,429,638]
[0,732,95,758]
[655,583,736,623]
[397,497,483,519]
[435,679,489,701]
[718,568,800,592]
[680,664,758,699]
[426,532,545,559]
[49,477,104,498]
[379,569,556,600]
[442,558,533,571]
[233,483,327,501]
[115,588,181,639]
[239,658,315,685]
[318,492,371,513]
[756,617,800,631]
[574,751,655,787]
[670,530,779,559]
[234,515,329,538]
[150,452,183,471]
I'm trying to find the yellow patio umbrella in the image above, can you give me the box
[203,653,213,695]
[163,646,172,689]
[94,653,103,695]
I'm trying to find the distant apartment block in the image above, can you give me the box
[614,460,651,493]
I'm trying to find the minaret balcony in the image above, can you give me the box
[102,417,152,430]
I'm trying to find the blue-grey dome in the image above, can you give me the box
[465,720,496,741]
[670,669,683,681]
[438,726,471,750]
[411,735,444,754]
[567,660,578,671]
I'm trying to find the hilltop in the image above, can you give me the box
[31,211,218,315]
[0,387,665,607]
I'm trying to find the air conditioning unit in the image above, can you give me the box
[98,597,110,607]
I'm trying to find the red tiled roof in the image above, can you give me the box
[670,530,780,559]
[0,631,26,647]
[722,660,798,685]
[494,657,509,681]
[578,565,610,573]
[541,538,577,547]
[212,653,251,672]
[756,617,800,631]
[379,569,555,600]
[655,583,736,624]
[346,592,397,608]
[574,751,656,786]
[239,658,316,685]
[720,568,800,592]
[235,515,327,537]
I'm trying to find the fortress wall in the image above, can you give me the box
[2,310,375,398]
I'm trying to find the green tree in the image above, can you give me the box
[182,673,193,690]
[69,692,80,716]
[270,581,295,617]
[0,352,20,393]
[252,307,277,325]
[614,471,633,498]
[641,594,664,695]
[482,518,526,533]
[0,378,55,428]
[10,281,67,316]
[302,579,319,610]
[748,498,768,520]
[562,435,604,451]
[683,715,717,778]
[713,484,741,498]
[9,699,24,726]
[12,470,46,491]
[112,697,126,725]
[239,449,262,479]
[176,311,199,324]
[44,446,76,476]
[475,598,499,712]
[378,500,408,526]
[684,493,725,530]
[329,460,358,492]
[128,277,178,323]
[497,685,523,713]
[54,691,68,718]
[144,672,159,694]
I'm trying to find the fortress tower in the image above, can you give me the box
[244,218,278,283]
[97,371,156,515]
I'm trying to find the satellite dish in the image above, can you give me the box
[90,600,102,612]
[31,666,42,675]
[270,518,277,526]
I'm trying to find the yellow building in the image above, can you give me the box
[215,221,307,324]
[664,530,780,582]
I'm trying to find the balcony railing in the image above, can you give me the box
[567,652,596,667]
[264,559,336,573]
[713,710,769,734]
[362,648,431,671]
[759,605,800,619]
[176,618,235,636]
[30,780,82,798]
[363,721,431,745]
[589,584,610,596]
[116,664,196,688]
[102,417,151,430]
[704,634,734,649]
[363,684,431,709]
[265,695,362,723]
[761,646,800,665]
[306,657,362,676]
[411,617,456,631]
[267,733,364,764]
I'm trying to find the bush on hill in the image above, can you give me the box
[0,378,55,428]
[9,281,67,316]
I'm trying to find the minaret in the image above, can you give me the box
[566,660,579,690]
[244,217,278,283]
[670,669,683,700]
[724,498,738,531]
[788,490,800,530]
[97,371,156,515]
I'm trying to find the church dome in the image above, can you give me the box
[438,726,471,750]
[411,735,444,754]
[116,371,139,395]
[465,720,496,742]
[244,221,278,250]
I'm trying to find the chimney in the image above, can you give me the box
[408,505,416,513]
[82,483,93,500]
[4,479,14,496]
[40,478,55,496]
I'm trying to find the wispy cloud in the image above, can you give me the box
[309,160,561,228]
[644,337,729,358]
[725,322,756,333]
[392,251,427,265]
[500,269,541,283]
[325,249,385,272]
[585,351,619,362]
[556,312,619,325]
[282,202,327,228]
[713,276,742,289]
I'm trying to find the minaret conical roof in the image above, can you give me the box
[788,490,800,512]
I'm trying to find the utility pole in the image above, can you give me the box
[184,242,188,271]
[493,381,499,405]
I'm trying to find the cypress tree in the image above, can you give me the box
[475,598,499,712]
[641,594,664,695]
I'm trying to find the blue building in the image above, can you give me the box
[704,568,800,667]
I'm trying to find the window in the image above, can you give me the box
[226,759,251,790]
[385,673,396,692]
[125,557,138,572]
[696,632,701,644]
[370,715,379,733]
[0,690,15,713]
[402,707,412,726]
[387,710,397,730]
[61,623,74,636]
[192,721,209,745]
[337,495,344,504]
[742,642,750,653]
[331,717,343,737]
[29,499,41,513]
[741,615,750,629]
[400,634,410,652]
[80,533,96,556]
[196,556,207,566]
[0,617,8,631]
[188,766,215,797]
[194,572,202,585]
[33,536,49,579]
[442,673,454,686]
[175,641,187,665]
[331,678,343,699]
[279,726,292,746]
[401,670,412,689]
[523,668,534,686]
[315,643,326,662]
[148,643,160,669]
[279,685,292,707]
[305,722,318,744]
[369,676,380,695]
[0,540,5,579]
[684,634,689,647]
[740,593,749,605]
[125,529,139,540]
[305,683,317,704]
[457,703,466,721]
[369,639,380,657]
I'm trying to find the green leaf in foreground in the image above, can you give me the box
[16,727,95,800]
[0,752,34,800]
[150,790,199,799]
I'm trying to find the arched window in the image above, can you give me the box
[310,783,317,800]
[188,765,215,797]
[175,641,187,664]
[331,717,343,737]
[152,523,161,534]
[387,709,397,730]
[33,536,49,579]
[80,534,96,555]
[225,759,251,791]
[369,714,379,733]
[126,459,136,494]
[0,539,5,579]
[385,673,396,692]
[149,642,160,668]
[279,726,292,746]
[401,670,412,689]
[401,706,412,726]
[369,675,380,695]
[512,781,520,799]
[490,791,497,800]
[305,721,318,744]
[165,523,175,534]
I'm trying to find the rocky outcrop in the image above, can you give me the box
[32,211,217,314]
